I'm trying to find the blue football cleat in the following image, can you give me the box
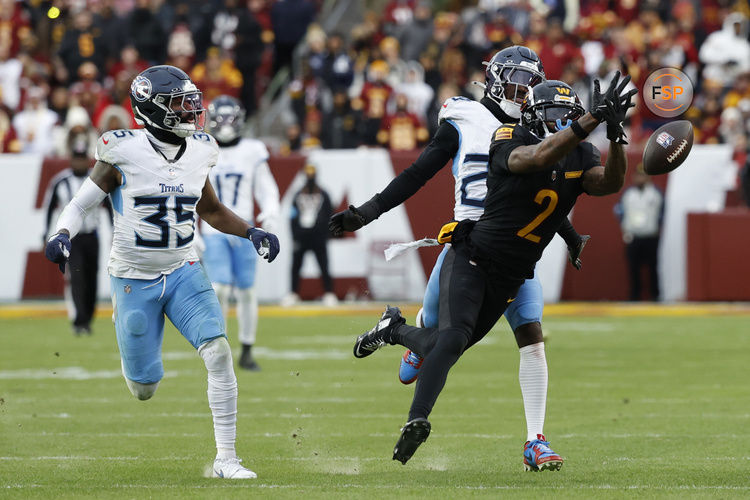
[523,434,563,471]
[398,350,423,384]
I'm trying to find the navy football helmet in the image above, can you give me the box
[130,65,205,138]
[483,46,545,119]
[521,80,585,138]
[206,95,246,144]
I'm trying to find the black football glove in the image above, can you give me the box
[592,71,638,144]
[567,234,591,270]
[590,76,609,122]
[329,205,366,237]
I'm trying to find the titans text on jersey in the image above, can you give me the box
[96,128,218,279]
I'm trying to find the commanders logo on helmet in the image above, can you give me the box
[521,80,584,138]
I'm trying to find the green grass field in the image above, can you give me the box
[1,306,749,499]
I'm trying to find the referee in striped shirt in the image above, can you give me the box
[43,136,112,334]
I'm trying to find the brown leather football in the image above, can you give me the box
[642,120,694,175]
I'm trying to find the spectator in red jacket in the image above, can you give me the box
[377,93,427,151]
[357,60,393,145]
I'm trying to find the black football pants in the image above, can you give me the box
[291,234,333,294]
[391,243,522,421]
[68,232,99,329]
[626,236,660,301]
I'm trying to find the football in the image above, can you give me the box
[642,120,694,175]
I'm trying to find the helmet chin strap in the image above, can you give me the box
[499,99,521,119]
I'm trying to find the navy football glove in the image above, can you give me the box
[45,232,71,273]
[247,228,280,263]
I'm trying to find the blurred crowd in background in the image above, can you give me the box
[1,0,750,170]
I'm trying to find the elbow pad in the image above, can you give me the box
[54,177,108,238]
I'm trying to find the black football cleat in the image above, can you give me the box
[353,305,405,359]
[393,418,431,464]
[239,348,261,371]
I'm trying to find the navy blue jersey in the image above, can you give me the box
[469,123,601,279]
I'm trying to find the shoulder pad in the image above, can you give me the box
[240,138,270,162]
[191,132,219,165]
[95,129,138,164]
[438,96,478,126]
[580,141,602,167]
[191,131,219,148]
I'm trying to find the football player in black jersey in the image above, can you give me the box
[330,47,590,471]
[351,73,636,468]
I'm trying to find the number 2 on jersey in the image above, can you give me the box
[517,189,558,243]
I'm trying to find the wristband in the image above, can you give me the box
[570,120,589,139]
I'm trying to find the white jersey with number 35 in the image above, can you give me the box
[96,129,218,280]
[438,96,503,221]
[202,138,280,235]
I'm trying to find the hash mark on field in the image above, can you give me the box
[100,484,750,491]
[162,348,349,361]
[0,456,197,461]
[0,367,182,380]
[35,431,202,438]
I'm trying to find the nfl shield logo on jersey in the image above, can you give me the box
[131,76,152,102]
[656,132,674,149]
[124,285,131,294]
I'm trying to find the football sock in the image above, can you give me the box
[199,337,238,457]
[392,325,440,357]
[241,344,251,358]
[236,287,258,346]
[519,342,548,442]
[408,328,468,420]
[213,283,232,318]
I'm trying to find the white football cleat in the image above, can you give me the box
[212,457,257,479]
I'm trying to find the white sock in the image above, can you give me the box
[236,287,258,346]
[519,342,548,442]
[199,337,238,458]
[212,283,232,319]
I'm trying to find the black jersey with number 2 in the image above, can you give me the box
[469,123,601,280]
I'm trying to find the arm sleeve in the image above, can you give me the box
[44,180,60,239]
[253,160,281,228]
[356,121,459,223]
[54,177,108,238]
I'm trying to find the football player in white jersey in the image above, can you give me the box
[330,46,587,469]
[45,66,280,479]
[203,96,280,371]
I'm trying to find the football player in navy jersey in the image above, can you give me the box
[350,74,636,468]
